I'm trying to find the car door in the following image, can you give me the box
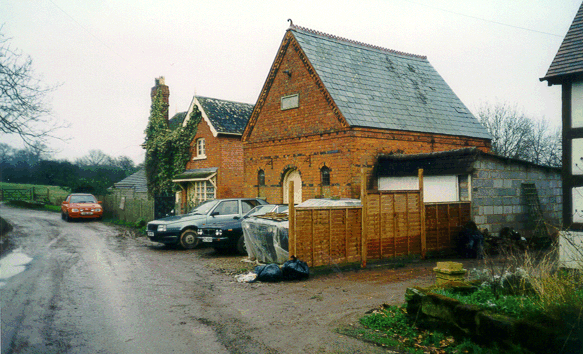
[209,200,240,224]
[62,195,71,213]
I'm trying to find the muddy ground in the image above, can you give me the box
[1,204,485,354]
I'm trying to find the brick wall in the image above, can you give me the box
[245,129,490,203]
[244,36,490,203]
[471,155,562,235]
[185,118,245,199]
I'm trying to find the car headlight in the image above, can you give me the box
[157,225,167,232]
[196,229,203,235]
[215,229,222,236]
[72,208,79,212]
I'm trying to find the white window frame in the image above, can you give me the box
[188,177,217,205]
[193,138,206,160]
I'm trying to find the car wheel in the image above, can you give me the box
[65,213,71,222]
[61,212,66,220]
[237,235,247,255]
[179,229,200,249]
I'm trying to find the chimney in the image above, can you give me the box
[151,76,170,123]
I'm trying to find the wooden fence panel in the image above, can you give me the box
[346,208,362,263]
[366,194,381,259]
[425,202,471,252]
[295,209,314,266]
[102,194,155,224]
[363,191,423,260]
[291,197,469,267]
[330,209,347,263]
[380,193,395,258]
[407,192,422,256]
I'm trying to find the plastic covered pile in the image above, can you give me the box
[242,199,361,264]
[242,216,289,264]
[294,198,361,208]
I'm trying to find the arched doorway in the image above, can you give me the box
[283,169,302,204]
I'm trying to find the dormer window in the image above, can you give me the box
[193,138,206,160]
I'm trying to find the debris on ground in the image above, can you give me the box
[234,258,310,283]
[234,272,257,283]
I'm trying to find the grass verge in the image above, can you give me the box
[341,304,531,354]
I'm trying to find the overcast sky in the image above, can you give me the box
[2,0,581,164]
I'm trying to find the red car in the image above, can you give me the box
[61,193,103,221]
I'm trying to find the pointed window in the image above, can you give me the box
[321,166,331,186]
[258,169,265,186]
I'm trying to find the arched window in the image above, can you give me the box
[196,138,206,158]
[258,169,265,186]
[321,166,331,186]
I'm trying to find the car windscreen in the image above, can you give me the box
[190,200,219,215]
[70,195,97,203]
[244,205,276,218]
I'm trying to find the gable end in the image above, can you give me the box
[242,31,349,142]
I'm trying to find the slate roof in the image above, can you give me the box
[289,25,491,140]
[168,112,187,130]
[541,1,583,84]
[111,169,148,193]
[376,148,560,177]
[195,96,254,135]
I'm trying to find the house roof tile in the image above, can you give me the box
[542,1,583,83]
[290,25,491,140]
[112,169,148,193]
[195,96,254,135]
[168,112,187,130]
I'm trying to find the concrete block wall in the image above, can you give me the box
[471,156,562,235]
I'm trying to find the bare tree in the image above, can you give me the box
[0,29,65,147]
[542,127,562,168]
[75,150,114,167]
[477,102,562,167]
[477,102,532,160]
[527,118,562,167]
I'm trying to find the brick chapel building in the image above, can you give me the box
[242,24,492,204]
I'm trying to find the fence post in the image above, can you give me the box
[288,181,296,259]
[361,168,367,268]
[419,169,427,259]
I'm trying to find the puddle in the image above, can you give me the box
[0,248,33,287]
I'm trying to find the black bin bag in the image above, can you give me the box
[281,258,309,281]
[254,263,283,282]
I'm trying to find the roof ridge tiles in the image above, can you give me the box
[289,24,427,60]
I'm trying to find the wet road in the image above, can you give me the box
[0,205,244,354]
[1,204,408,354]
